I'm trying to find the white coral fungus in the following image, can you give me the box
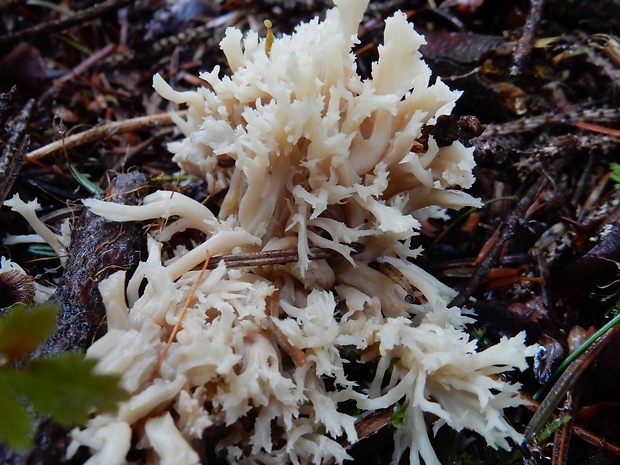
[70,1,538,464]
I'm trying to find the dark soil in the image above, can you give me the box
[1,0,620,464]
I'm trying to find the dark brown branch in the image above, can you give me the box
[475,107,620,140]
[0,0,132,46]
[0,98,35,203]
[449,175,548,308]
[511,0,546,75]
[0,173,149,465]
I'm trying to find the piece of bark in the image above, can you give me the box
[36,171,148,357]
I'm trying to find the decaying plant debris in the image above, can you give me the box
[1,0,620,464]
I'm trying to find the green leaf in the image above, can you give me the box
[66,164,104,195]
[0,303,58,361]
[27,244,58,258]
[5,353,129,426]
[0,374,33,451]
[610,162,620,188]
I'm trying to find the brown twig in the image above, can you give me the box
[475,107,620,140]
[26,111,186,161]
[0,99,35,203]
[449,175,548,308]
[511,0,546,75]
[321,409,393,465]
[11,172,149,465]
[266,276,306,366]
[54,43,115,84]
[206,245,361,269]
[551,393,577,465]
[0,0,133,45]
[524,324,620,442]
[520,394,620,459]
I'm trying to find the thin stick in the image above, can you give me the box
[266,277,306,366]
[449,175,547,308]
[520,394,620,459]
[475,107,620,140]
[26,111,186,161]
[524,322,620,441]
[0,0,133,45]
[54,43,115,84]
[511,0,546,75]
[1,99,35,202]
[207,244,363,270]
[156,251,210,374]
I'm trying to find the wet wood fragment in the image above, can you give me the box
[415,114,485,152]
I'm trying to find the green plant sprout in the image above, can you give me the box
[536,415,572,443]
[67,163,104,195]
[27,244,58,257]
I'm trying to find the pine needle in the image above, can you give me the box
[156,251,211,374]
